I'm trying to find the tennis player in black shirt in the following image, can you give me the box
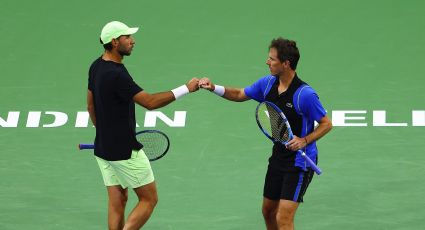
[87,21,199,230]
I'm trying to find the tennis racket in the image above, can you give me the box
[79,130,170,161]
[255,101,322,175]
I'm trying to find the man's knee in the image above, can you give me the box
[120,193,129,205]
[149,192,158,208]
[276,210,293,225]
[135,182,158,208]
[108,187,128,210]
[262,206,276,219]
[276,203,297,226]
[262,200,278,222]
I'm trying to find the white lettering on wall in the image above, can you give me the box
[75,111,90,128]
[373,111,408,127]
[26,111,41,127]
[144,111,186,127]
[412,110,425,126]
[0,111,20,127]
[1,110,424,128]
[43,112,68,128]
[332,110,367,126]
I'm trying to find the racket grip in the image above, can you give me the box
[79,144,94,150]
[299,151,322,175]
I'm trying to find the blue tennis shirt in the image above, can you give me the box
[244,74,327,171]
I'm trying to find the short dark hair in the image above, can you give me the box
[269,38,300,70]
[100,38,113,51]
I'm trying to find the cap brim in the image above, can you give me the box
[126,27,139,35]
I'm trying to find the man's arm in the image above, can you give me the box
[133,91,176,110]
[222,87,250,102]
[87,90,96,127]
[198,77,250,102]
[304,116,332,144]
[286,115,332,151]
[133,78,199,110]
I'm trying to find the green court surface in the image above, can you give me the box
[1,0,424,229]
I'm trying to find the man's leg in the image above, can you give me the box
[107,185,128,230]
[276,199,299,230]
[123,181,158,230]
[262,197,279,230]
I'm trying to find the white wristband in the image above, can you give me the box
[213,85,225,96]
[171,85,189,100]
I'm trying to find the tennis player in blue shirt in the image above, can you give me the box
[199,37,332,230]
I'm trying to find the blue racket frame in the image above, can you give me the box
[78,130,170,161]
[255,101,322,175]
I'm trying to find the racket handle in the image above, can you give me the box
[299,151,322,175]
[79,144,94,150]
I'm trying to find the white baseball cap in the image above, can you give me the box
[100,21,139,44]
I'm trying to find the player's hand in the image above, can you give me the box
[186,78,200,92]
[285,135,307,151]
[198,77,215,91]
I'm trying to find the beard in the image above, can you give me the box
[118,49,131,56]
[118,45,132,56]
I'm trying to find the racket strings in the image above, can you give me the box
[265,104,290,142]
[137,132,168,159]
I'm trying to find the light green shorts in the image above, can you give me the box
[95,149,154,189]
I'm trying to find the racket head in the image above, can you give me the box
[255,101,293,144]
[136,130,170,161]
[255,101,323,175]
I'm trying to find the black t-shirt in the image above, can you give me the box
[265,75,306,172]
[88,57,143,161]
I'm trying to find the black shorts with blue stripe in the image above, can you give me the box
[263,165,314,202]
